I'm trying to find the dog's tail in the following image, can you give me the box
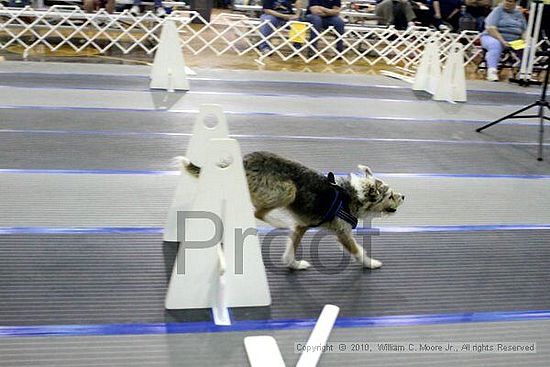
[172,156,201,177]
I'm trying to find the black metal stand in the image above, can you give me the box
[476,53,549,161]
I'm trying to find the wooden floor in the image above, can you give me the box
[1,44,502,81]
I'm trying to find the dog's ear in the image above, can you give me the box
[364,179,388,202]
[358,164,374,178]
[367,183,383,202]
[375,178,389,194]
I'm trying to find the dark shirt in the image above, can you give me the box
[263,0,294,14]
[307,0,342,14]
[430,0,462,17]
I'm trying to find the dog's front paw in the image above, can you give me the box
[282,251,311,270]
[362,258,383,269]
[288,260,311,270]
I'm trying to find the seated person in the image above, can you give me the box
[430,0,463,31]
[411,0,434,27]
[462,0,491,31]
[375,0,417,30]
[259,0,303,54]
[84,0,115,14]
[480,0,526,81]
[306,0,345,53]
[130,0,166,17]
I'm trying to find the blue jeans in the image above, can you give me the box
[259,14,287,51]
[306,14,345,52]
[8,0,30,6]
[133,0,163,7]
[480,34,503,69]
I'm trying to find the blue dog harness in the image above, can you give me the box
[312,172,358,229]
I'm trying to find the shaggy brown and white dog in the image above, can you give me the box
[178,151,404,270]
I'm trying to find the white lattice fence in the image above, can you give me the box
[0,5,547,68]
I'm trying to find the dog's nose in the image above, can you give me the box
[401,195,405,200]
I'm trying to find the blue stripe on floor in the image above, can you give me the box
[1,310,549,338]
[0,227,165,235]
[1,225,549,235]
[0,169,180,175]
[0,128,545,147]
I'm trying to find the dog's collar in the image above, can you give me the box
[312,172,358,229]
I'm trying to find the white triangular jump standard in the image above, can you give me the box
[412,38,441,95]
[165,138,271,323]
[433,44,467,103]
[163,104,230,243]
[150,20,190,91]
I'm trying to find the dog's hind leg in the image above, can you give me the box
[282,225,310,270]
[336,229,382,269]
[249,178,296,229]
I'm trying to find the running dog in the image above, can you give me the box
[177,151,404,270]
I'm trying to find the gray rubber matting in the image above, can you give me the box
[0,107,545,141]
[1,131,548,174]
[0,62,548,366]
[0,73,537,106]
[1,231,549,326]
[1,320,548,366]
[1,60,541,94]
[1,174,549,227]
[0,85,540,122]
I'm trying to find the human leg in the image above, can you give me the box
[9,0,30,7]
[481,34,504,69]
[130,0,141,14]
[323,16,345,52]
[259,14,285,51]
[84,0,95,13]
[153,0,165,15]
[104,0,115,14]
[306,14,323,51]
[481,34,503,81]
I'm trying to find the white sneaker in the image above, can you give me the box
[487,68,499,82]
[155,7,166,17]
[130,5,140,15]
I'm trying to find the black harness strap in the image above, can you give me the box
[312,172,358,229]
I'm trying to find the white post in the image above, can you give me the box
[413,38,441,94]
[150,20,190,91]
[163,104,230,243]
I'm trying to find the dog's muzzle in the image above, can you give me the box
[385,194,405,213]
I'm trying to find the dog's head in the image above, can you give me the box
[349,165,405,217]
